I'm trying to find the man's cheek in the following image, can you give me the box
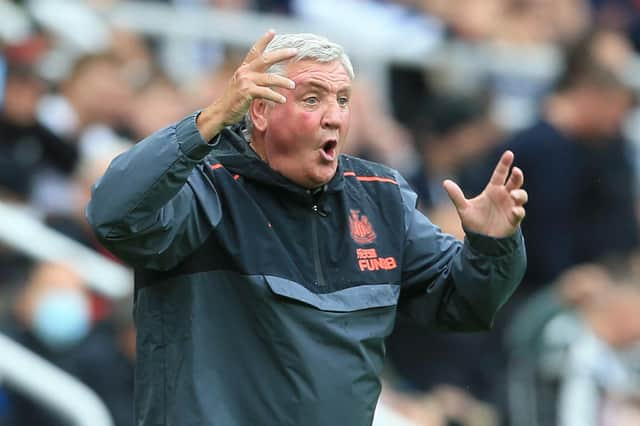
[297,111,319,131]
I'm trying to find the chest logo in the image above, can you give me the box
[349,210,377,245]
[356,248,397,272]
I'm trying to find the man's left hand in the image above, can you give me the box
[443,150,527,238]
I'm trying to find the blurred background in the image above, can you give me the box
[2,0,640,425]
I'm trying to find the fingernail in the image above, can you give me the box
[288,48,298,55]
[288,80,296,89]
[280,96,287,103]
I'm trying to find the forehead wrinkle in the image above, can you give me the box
[288,61,351,91]
[296,79,351,95]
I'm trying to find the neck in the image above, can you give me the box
[249,133,268,163]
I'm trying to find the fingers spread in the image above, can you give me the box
[443,179,468,211]
[506,166,524,191]
[249,48,299,72]
[243,30,276,65]
[510,189,528,205]
[251,86,287,104]
[489,150,514,186]
[255,73,296,90]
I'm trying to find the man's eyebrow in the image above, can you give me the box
[299,81,351,93]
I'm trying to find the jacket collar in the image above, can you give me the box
[211,122,345,197]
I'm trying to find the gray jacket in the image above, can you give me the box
[87,112,526,426]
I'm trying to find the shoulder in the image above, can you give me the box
[339,154,403,185]
[339,155,416,213]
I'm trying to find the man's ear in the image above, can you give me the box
[250,99,269,132]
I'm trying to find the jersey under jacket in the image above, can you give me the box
[87,112,526,426]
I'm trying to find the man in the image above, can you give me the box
[87,32,527,426]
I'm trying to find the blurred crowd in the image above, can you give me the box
[2,0,640,425]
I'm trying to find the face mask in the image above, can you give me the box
[32,289,91,351]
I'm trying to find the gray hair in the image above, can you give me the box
[244,33,354,135]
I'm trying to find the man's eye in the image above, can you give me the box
[338,97,350,106]
[304,97,319,105]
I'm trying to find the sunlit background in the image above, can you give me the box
[2,0,640,425]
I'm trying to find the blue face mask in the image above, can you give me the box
[32,289,91,351]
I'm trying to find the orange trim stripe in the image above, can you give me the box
[211,164,224,170]
[355,176,398,184]
[344,170,397,184]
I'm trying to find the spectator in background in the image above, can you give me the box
[342,79,416,174]
[37,52,132,156]
[46,136,131,257]
[506,263,615,426]
[464,36,638,292]
[0,262,133,426]
[32,53,131,214]
[33,52,132,215]
[109,28,156,94]
[406,94,500,237]
[0,49,78,203]
[506,261,640,426]
[126,73,189,141]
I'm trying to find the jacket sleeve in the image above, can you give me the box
[86,112,223,271]
[396,172,526,331]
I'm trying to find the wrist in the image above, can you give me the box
[196,104,226,142]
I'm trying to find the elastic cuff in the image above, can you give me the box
[464,227,523,257]
[176,111,218,160]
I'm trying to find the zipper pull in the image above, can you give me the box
[312,204,328,217]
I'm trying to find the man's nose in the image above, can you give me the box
[321,102,344,129]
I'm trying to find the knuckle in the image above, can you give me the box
[233,69,247,83]
[237,73,252,87]
[265,74,275,86]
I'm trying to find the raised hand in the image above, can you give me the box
[443,151,527,238]
[196,30,298,140]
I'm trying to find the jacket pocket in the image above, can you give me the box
[263,275,400,312]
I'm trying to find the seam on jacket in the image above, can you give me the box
[105,125,196,239]
[393,173,410,258]
[141,269,402,292]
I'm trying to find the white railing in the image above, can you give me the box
[0,200,131,424]
[0,333,114,426]
[0,201,132,300]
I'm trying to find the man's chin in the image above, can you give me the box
[304,163,338,189]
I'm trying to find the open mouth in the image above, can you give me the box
[321,140,337,159]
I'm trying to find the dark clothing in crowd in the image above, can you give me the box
[464,120,638,290]
[0,320,133,426]
[0,116,78,199]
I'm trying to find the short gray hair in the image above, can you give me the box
[244,33,354,135]
[264,33,354,79]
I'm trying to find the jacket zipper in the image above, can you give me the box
[311,198,327,287]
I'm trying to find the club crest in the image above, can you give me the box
[349,210,377,245]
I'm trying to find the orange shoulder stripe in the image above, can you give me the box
[343,171,398,185]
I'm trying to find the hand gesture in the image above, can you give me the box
[443,151,527,238]
[197,30,298,140]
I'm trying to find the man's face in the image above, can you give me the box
[578,86,633,139]
[259,60,352,188]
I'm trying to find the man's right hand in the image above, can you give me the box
[196,30,297,141]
